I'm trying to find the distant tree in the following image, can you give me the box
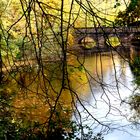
[115,0,140,26]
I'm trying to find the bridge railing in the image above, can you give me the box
[74,26,140,34]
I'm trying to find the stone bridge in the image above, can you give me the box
[73,26,140,50]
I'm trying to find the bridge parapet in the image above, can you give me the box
[74,26,140,35]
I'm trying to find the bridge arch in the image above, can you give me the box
[77,36,95,43]
[78,36,97,49]
[105,35,121,48]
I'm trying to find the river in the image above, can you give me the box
[72,51,140,140]
[1,49,140,139]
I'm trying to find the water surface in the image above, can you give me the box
[1,51,140,139]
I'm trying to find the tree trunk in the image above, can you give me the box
[0,34,3,83]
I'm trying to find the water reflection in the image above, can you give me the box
[74,51,140,140]
[1,50,140,139]
[0,58,91,139]
[0,63,73,139]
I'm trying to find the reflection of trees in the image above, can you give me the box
[0,61,91,139]
[0,66,70,139]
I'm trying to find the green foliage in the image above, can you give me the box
[130,94,140,110]
[129,94,140,121]
[127,0,138,12]
[130,57,140,73]
[115,0,140,26]
[130,57,140,85]
[1,42,20,59]
[0,86,21,140]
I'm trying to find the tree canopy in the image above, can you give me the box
[115,0,140,25]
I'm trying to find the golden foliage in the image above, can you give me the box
[68,33,75,47]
